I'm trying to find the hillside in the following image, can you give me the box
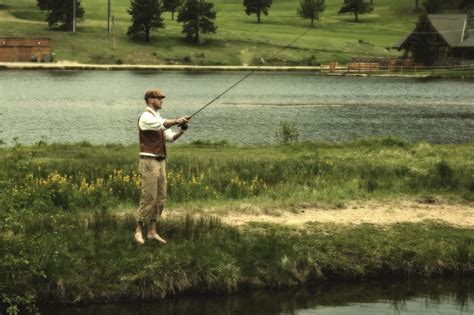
[0,0,427,65]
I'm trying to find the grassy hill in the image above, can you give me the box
[0,0,427,65]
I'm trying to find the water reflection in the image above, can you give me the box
[42,278,473,315]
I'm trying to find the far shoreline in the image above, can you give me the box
[2,62,473,79]
[0,61,324,72]
[0,61,429,77]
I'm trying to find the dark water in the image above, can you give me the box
[0,70,473,145]
[42,278,473,315]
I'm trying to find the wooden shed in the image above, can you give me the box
[0,38,53,62]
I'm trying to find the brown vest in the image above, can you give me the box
[139,109,167,157]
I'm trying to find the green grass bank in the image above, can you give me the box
[0,0,423,65]
[1,139,473,313]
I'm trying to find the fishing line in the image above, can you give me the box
[184,12,471,122]
[187,27,313,120]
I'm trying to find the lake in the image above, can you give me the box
[0,70,473,145]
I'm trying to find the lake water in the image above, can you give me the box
[0,70,473,145]
[42,278,473,314]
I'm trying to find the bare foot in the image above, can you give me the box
[147,233,167,244]
[135,232,145,245]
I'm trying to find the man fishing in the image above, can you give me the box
[135,89,190,245]
[132,24,312,246]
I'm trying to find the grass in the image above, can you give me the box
[3,138,473,209]
[1,213,473,313]
[0,0,425,65]
[0,139,473,312]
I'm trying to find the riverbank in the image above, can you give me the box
[2,62,473,79]
[0,61,322,71]
[1,140,473,313]
[0,139,474,314]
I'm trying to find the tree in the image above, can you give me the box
[423,0,442,13]
[459,0,474,12]
[177,0,217,44]
[243,0,273,23]
[297,0,325,27]
[164,0,183,20]
[415,0,419,10]
[37,0,84,30]
[411,13,439,65]
[338,0,373,22]
[127,0,164,42]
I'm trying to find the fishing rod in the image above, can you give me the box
[179,27,313,129]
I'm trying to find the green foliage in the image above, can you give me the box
[127,0,165,42]
[1,211,473,311]
[411,13,439,65]
[36,0,85,29]
[297,0,326,27]
[177,0,217,43]
[423,0,442,13]
[459,0,474,11]
[276,121,299,144]
[163,0,183,20]
[339,0,374,22]
[243,0,273,23]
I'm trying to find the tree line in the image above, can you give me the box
[36,0,472,45]
[35,0,379,44]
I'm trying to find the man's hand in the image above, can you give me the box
[175,116,190,126]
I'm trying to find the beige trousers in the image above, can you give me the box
[137,158,166,224]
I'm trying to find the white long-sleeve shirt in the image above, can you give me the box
[138,107,177,157]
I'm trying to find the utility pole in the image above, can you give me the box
[72,0,76,33]
[107,0,111,34]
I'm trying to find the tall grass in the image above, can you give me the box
[1,139,472,214]
[1,213,473,312]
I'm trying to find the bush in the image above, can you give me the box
[276,121,299,144]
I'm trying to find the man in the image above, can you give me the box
[135,89,190,245]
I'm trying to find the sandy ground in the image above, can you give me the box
[162,200,474,228]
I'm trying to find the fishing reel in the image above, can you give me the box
[179,124,188,131]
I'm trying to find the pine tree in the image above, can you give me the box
[163,0,183,20]
[459,0,474,12]
[243,0,273,23]
[411,13,439,65]
[127,0,165,42]
[177,0,217,44]
[37,0,84,30]
[423,0,442,14]
[297,0,325,28]
[338,0,373,22]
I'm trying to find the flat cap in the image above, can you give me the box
[144,89,166,100]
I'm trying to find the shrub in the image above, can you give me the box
[276,121,299,144]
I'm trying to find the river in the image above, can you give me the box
[42,278,473,314]
[0,70,473,145]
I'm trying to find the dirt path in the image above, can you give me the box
[163,200,474,228]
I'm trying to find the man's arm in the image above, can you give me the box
[163,116,190,129]
[172,129,186,142]
[165,126,187,142]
